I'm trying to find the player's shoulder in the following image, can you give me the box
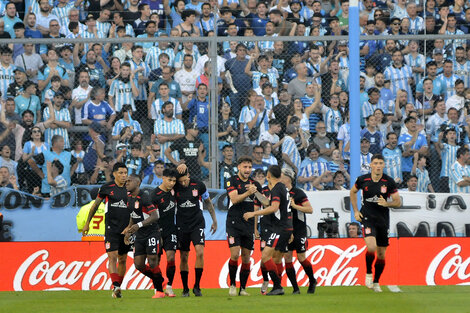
[381,174,396,183]
[292,187,307,198]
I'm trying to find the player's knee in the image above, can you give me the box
[196,249,204,260]
[135,262,146,273]
[147,257,158,268]
[117,255,127,264]
[167,252,175,262]
[180,252,189,263]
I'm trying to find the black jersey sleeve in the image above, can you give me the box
[226,176,237,194]
[253,180,263,206]
[294,188,309,205]
[270,184,282,203]
[354,175,365,190]
[97,184,109,199]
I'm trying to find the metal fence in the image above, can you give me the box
[1,32,470,194]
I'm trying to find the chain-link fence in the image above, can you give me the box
[0,4,469,195]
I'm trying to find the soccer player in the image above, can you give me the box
[280,168,317,294]
[225,156,268,296]
[123,174,165,298]
[350,154,401,292]
[244,165,292,296]
[175,167,217,297]
[151,168,179,297]
[82,162,130,298]
[257,180,272,294]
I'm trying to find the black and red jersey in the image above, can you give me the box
[226,175,263,226]
[270,182,292,231]
[98,181,129,234]
[289,187,309,232]
[354,173,398,222]
[128,190,158,239]
[151,186,177,233]
[259,185,272,230]
[174,179,208,231]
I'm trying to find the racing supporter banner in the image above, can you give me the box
[1,238,468,291]
[0,187,469,241]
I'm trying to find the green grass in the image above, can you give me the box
[1,286,470,313]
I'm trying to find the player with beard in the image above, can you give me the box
[350,154,401,292]
[244,165,292,296]
[151,168,178,297]
[280,168,317,294]
[83,162,129,298]
[123,174,165,298]
[225,156,268,296]
[175,166,217,297]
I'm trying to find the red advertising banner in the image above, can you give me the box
[0,238,468,291]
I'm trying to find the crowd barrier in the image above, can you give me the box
[1,237,468,291]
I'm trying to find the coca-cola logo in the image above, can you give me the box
[218,244,366,288]
[426,244,470,286]
[13,250,153,291]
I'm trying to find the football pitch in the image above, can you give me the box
[1,286,469,313]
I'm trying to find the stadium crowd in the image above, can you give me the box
[0,0,469,196]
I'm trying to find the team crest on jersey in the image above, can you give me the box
[381,185,387,193]
[226,181,230,187]
[171,189,175,196]
[365,227,371,235]
[135,201,139,209]
[228,236,234,244]
[192,189,198,197]
[105,242,111,249]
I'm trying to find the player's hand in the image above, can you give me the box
[82,223,90,236]
[176,163,187,174]
[123,233,130,245]
[354,211,363,222]
[254,229,260,240]
[243,212,254,221]
[128,224,139,234]
[210,222,217,234]
[247,184,257,195]
[288,234,294,244]
[377,195,388,207]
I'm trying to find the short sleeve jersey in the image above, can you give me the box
[270,182,292,231]
[226,175,262,227]
[174,179,208,231]
[289,187,309,232]
[151,186,177,233]
[128,190,158,239]
[98,181,129,234]
[354,173,398,222]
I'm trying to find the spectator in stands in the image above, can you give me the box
[0,47,15,101]
[436,128,459,193]
[0,166,18,190]
[14,43,43,84]
[142,159,165,185]
[47,159,68,196]
[219,144,237,188]
[0,144,17,179]
[446,79,466,118]
[112,104,143,141]
[282,124,301,174]
[174,54,198,104]
[402,175,418,192]
[14,81,41,124]
[38,49,69,98]
[288,62,314,99]
[382,132,403,184]
[398,116,428,182]
[3,3,22,38]
[328,148,350,177]
[260,140,278,166]
[360,137,372,175]
[298,144,328,191]
[313,121,335,161]
[108,62,139,112]
[252,168,268,187]
[70,70,92,125]
[40,135,74,196]
[43,91,71,149]
[153,101,185,164]
[439,59,460,100]
[360,115,382,154]
[251,144,269,173]
[410,153,434,193]
[82,87,116,131]
[449,146,470,193]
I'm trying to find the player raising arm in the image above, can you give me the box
[123,174,165,298]
[82,162,130,298]
[226,156,269,297]
[350,154,401,293]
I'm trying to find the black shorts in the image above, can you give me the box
[105,233,131,255]
[226,222,254,250]
[134,233,160,257]
[288,229,308,253]
[160,229,178,252]
[178,227,205,251]
[259,227,272,251]
[361,215,389,247]
[266,229,292,254]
